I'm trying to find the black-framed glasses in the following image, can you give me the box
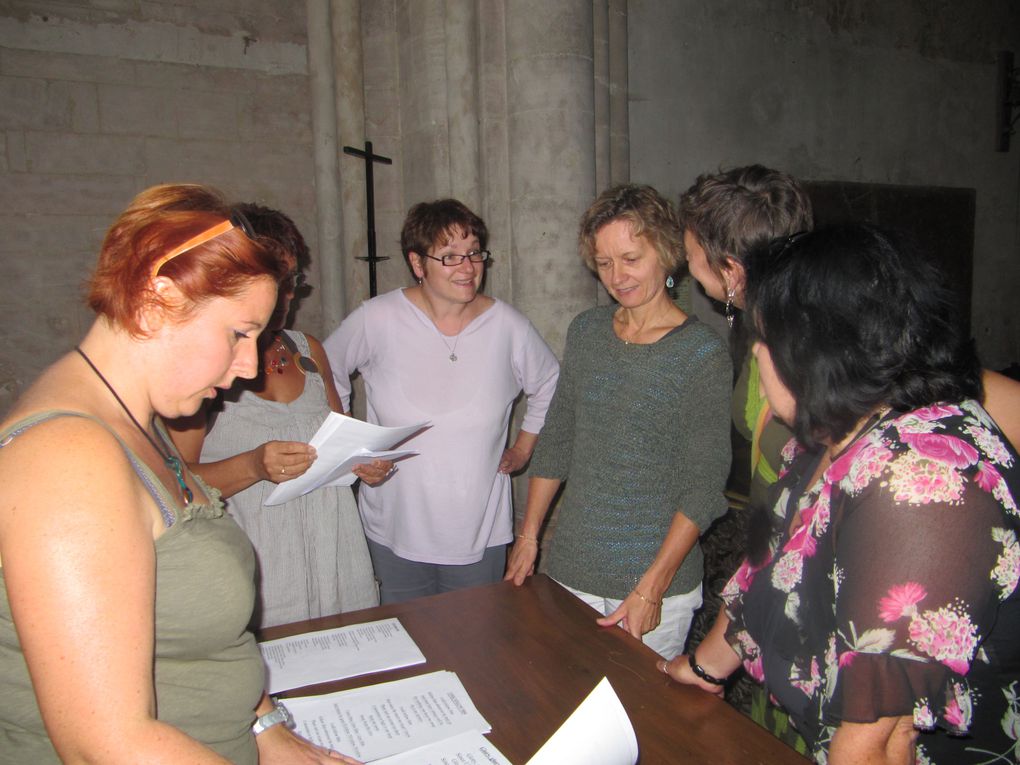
[422,250,491,267]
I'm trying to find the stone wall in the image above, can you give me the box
[630,0,1020,368]
[0,1,318,413]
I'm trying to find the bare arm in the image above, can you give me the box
[660,605,741,696]
[0,418,232,764]
[504,475,562,584]
[828,716,917,765]
[167,405,316,500]
[499,429,539,474]
[596,510,700,639]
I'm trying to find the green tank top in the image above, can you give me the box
[0,411,264,765]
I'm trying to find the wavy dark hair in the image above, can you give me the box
[745,223,982,450]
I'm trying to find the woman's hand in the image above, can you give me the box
[597,590,661,639]
[352,459,394,486]
[256,724,362,764]
[657,653,726,697]
[504,536,539,585]
[252,441,317,483]
[498,445,530,474]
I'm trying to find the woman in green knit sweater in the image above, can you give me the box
[505,185,732,659]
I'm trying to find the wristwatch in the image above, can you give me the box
[252,699,294,735]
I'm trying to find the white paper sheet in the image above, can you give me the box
[525,677,638,765]
[260,618,426,694]
[265,414,429,505]
[371,730,513,765]
[285,671,493,762]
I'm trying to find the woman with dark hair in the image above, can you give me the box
[661,224,1020,764]
[324,199,559,604]
[170,204,384,629]
[0,185,359,763]
[505,185,732,658]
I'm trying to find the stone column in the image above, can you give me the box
[608,0,630,185]
[444,0,482,208]
[306,0,346,328]
[332,0,370,312]
[505,0,598,355]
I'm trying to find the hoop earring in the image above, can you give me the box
[725,287,736,328]
[665,275,675,289]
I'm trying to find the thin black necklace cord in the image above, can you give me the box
[74,346,193,505]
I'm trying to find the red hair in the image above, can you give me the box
[87,184,287,335]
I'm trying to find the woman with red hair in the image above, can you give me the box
[0,185,359,764]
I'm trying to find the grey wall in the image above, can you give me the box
[0,1,320,413]
[629,0,1020,369]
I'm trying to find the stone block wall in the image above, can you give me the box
[0,1,318,414]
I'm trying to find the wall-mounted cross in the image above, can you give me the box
[343,140,393,297]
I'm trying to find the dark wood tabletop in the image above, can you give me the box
[260,574,809,765]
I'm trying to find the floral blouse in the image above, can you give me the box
[722,401,1020,764]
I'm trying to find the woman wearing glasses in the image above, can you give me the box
[0,185,359,763]
[324,199,559,604]
[170,205,383,629]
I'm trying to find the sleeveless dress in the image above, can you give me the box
[0,411,265,765]
[201,330,377,628]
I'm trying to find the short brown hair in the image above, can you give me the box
[87,184,286,336]
[678,165,813,276]
[400,199,488,274]
[578,185,683,274]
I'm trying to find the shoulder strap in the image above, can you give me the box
[1,410,177,527]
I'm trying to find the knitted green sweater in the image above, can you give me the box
[532,306,732,599]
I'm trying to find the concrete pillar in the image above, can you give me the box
[594,0,611,193]
[506,0,598,355]
[332,0,370,310]
[444,0,482,208]
[306,0,346,328]
[608,0,630,185]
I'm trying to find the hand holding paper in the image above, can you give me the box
[265,414,428,505]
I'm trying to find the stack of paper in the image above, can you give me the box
[260,618,426,694]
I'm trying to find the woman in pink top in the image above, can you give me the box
[324,199,559,604]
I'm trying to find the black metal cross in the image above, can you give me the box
[343,140,392,297]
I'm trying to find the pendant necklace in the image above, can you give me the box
[441,331,462,362]
[75,346,193,505]
[264,335,290,375]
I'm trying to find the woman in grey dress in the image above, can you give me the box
[171,205,386,628]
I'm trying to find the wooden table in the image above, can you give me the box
[260,575,809,765]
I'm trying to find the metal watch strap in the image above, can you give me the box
[252,700,293,735]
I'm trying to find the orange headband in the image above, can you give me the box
[150,219,236,278]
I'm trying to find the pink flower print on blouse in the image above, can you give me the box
[914,698,936,730]
[827,434,894,494]
[991,528,1020,600]
[976,461,1019,515]
[771,550,805,593]
[943,681,973,733]
[734,630,765,682]
[907,601,980,675]
[722,558,762,602]
[900,432,980,470]
[790,656,823,697]
[910,404,964,422]
[966,423,1014,467]
[886,450,966,505]
[878,582,927,622]
[780,437,801,465]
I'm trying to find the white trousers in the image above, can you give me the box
[557,580,702,659]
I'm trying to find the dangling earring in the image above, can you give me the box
[665,275,675,289]
[724,287,736,329]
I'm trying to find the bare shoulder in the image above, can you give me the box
[0,408,155,552]
[982,369,1020,451]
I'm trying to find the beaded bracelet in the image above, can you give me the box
[515,533,539,544]
[688,652,727,686]
[632,589,661,607]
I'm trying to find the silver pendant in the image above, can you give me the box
[449,353,458,362]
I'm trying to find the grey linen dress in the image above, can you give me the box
[201,330,378,628]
